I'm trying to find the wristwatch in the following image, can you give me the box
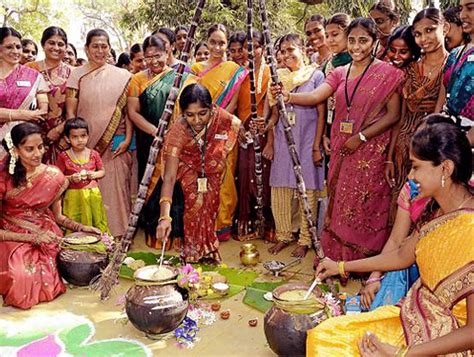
[358,131,367,142]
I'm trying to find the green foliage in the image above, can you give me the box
[440,0,460,9]
[323,0,413,24]
[121,0,330,43]
[0,0,66,41]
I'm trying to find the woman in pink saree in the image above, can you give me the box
[0,123,100,309]
[278,18,404,267]
[0,27,49,161]
[66,29,137,238]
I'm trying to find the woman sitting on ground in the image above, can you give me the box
[309,122,473,356]
[0,122,100,309]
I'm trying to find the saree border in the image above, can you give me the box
[434,261,474,309]
[5,165,47,199]
[94,81,131,154]
[416,208,473,241]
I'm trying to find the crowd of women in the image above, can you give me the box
[0,0,472,355]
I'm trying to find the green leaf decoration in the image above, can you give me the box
[243,281,286,313]
[59,322,149,357]
[0,330,47,347]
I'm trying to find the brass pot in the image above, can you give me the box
[239,243,260,266]
[125,265,189,339]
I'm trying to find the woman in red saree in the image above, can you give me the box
[156,84,240,263]
[0,123,100,309]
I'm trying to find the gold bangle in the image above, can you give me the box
[158,215,173,223]
[159,197,172,205]
[8,110,12,122]
[337,261,348,279]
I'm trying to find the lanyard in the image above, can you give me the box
[344,57,374,114]
[190,125,208,178]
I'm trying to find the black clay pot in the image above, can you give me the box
[125,265,189,338]
[263,283,325,357]
[58,249,108,286]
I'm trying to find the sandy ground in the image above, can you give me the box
[1,232,360,356]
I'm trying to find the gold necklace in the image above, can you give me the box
[456,195,473,210]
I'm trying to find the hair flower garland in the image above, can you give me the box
[4,131,16,175]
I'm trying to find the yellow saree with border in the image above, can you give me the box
[307,209,474,356]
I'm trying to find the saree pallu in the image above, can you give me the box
[163,106,240,262]
[321,62,404,262]
[444,45,474,120]
[0,166,68,309]
[135,69,182,180]
[308,209,473,356]
[190,61,248,239]
[0,65,48,160]
[391,60,445,225]
[67,64,137,237]
[27,61,72,164]
[236,65,274,239]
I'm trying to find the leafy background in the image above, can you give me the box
[1,0,459,53]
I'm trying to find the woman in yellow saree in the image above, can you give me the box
[188,24,248,241]
[310,122,473,356]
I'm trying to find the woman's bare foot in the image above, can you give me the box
[268,241,289,255]
[291,245,309,258]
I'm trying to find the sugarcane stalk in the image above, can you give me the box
[257,0,324,261]
[246,0,265,238]
[95,0,206,300]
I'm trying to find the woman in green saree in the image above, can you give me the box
[127,34,191,249]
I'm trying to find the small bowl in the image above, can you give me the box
[212,282,229,295]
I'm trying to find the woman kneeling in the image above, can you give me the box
[0,123,100,309]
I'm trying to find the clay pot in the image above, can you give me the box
[264,283,326,356]
[58,249,108,286]
[125,265,189,338]
[239,243,260,266]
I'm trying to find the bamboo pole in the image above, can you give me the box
[257,0,324,262]
[96,0,206,300]
[246,0,265,237]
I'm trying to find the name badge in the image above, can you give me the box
[16,80,31,87]
[197,177,208,193]
[214,133,228,140]
[468,55,474,62]
[340,120,354,134]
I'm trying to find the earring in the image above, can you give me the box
[441,176,446,188]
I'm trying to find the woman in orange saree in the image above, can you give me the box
[311,123,473,356]
[187,24,248,241]
[234,30,274,241]
[66,29,137,238]
[0,123,100,309]
[156,84,240,263]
